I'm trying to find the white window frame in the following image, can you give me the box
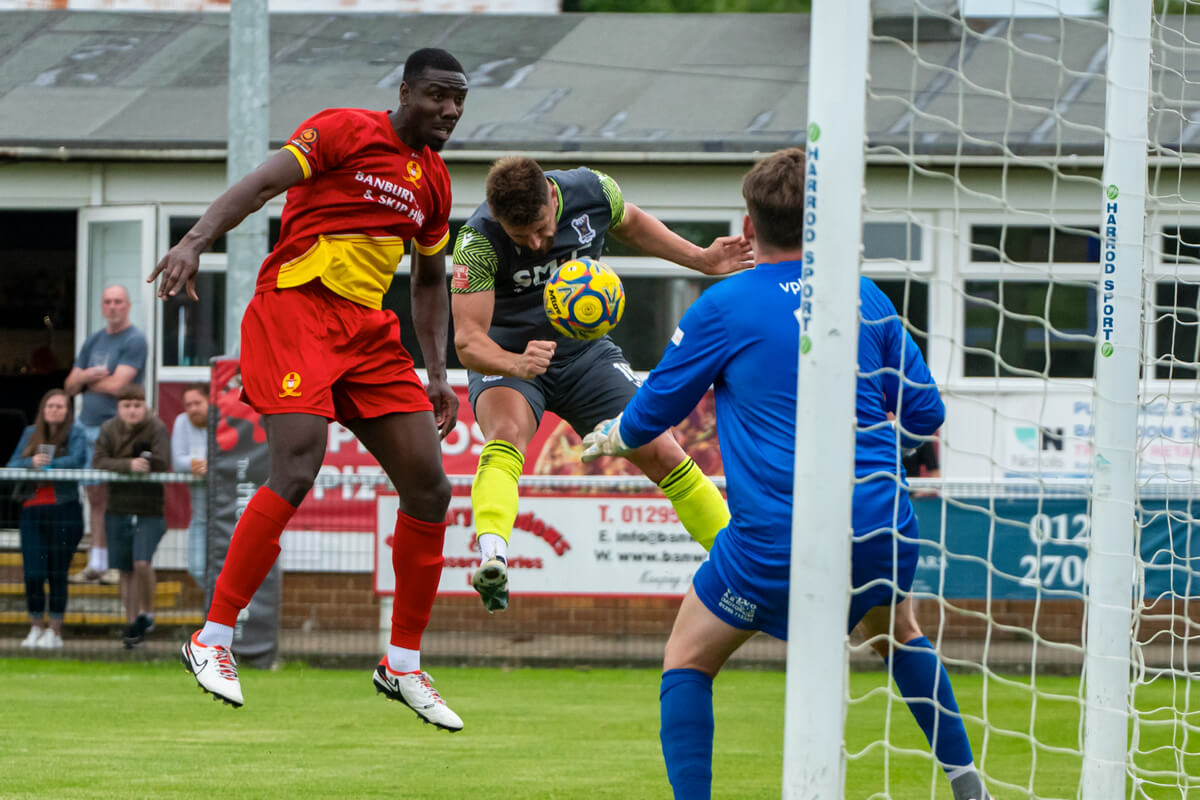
[1143,211,1200,392]
[155,203,285,383]
[860,214,934,278]
[860,215,935,371]
[76,204,160,401]
[951,213,1102,392]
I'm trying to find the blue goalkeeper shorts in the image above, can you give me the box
[691,515,919,641]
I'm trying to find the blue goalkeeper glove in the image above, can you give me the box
[581,414,631,463]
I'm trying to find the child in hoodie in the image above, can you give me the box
[93,383,170,648]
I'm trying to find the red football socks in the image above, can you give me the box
[207,486,296,627]
[389,510,447,650]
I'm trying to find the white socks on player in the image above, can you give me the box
[88,547,108,573]
[477,533,507,563]
[387,645,420,674]
[197,621,234,649]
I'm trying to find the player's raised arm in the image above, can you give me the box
[610,203,753,276]
[148,148,306,300]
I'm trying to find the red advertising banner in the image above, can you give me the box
[161,374,722,534]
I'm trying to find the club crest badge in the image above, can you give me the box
[571,214,596,246]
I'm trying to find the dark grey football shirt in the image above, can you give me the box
[451,167,626,358]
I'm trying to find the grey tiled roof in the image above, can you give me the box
[0,10,1190,157]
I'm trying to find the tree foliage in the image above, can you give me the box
[562,0,810,12]
[1095,0,1200,11]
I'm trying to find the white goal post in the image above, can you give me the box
[1082,0,1150,795]
[783,0,871,797]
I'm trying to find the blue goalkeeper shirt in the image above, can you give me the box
[619,262,945,561]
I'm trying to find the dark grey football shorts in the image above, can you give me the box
[467,338,642,436]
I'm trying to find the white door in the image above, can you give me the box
[76,206,159,401]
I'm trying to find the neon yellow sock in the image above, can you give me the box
[658,457,729,551]
[471,440,525,545]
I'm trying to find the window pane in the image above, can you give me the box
[864,222,922,261]
[169,216,283,254]
[970,225,1100,263]
[602,221,730,258]
[872,278,930,357]
[1154,281,1200,380]
[86,219,149,336]
[963,281,1096,378]
[1161,227,1200,265]
[161,273,226,367]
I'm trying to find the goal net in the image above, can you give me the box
[789,1,1195,798]
[1131,5,1200,797]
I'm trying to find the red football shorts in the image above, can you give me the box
[240,280,433,422]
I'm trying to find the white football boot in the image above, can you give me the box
[372,661,463,732]
[181,630,243,707]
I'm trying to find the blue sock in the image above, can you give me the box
[660,668,714,800]
[886,636,974,770]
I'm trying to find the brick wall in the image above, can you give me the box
[277,572,682,636]
[174,571,1200,649]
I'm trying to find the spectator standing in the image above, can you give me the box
[65,285,148,585]
[7,389,87,649]
[171,384,209,588]
[93,385,169,648]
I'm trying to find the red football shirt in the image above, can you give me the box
[260,107,452,309]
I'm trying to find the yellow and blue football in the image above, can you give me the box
[543,257,626,340]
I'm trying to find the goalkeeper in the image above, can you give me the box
[583,148,990,800]
[450,156,750,613]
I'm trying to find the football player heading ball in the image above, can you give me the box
[450,156,752,612]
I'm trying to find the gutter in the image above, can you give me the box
[2,145,1195,170]
[0,145,765,164]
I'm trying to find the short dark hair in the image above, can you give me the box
[486,156,550,228]
[118,384,146,403]
[742,148,806,251]
[183,383,209,399]
[402,48,465,84]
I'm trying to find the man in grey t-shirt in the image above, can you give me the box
[64,285,148,584]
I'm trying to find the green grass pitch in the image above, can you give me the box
[0,658,1191,798]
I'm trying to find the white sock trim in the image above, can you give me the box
[477,533,508,563]
[945,763,977,780]
[387,645,420,674]
[197,621,234,649]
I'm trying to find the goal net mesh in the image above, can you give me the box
[847,4,1193,797]
[1130,6,1200,797]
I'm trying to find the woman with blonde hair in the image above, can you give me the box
[7,389,87,649]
